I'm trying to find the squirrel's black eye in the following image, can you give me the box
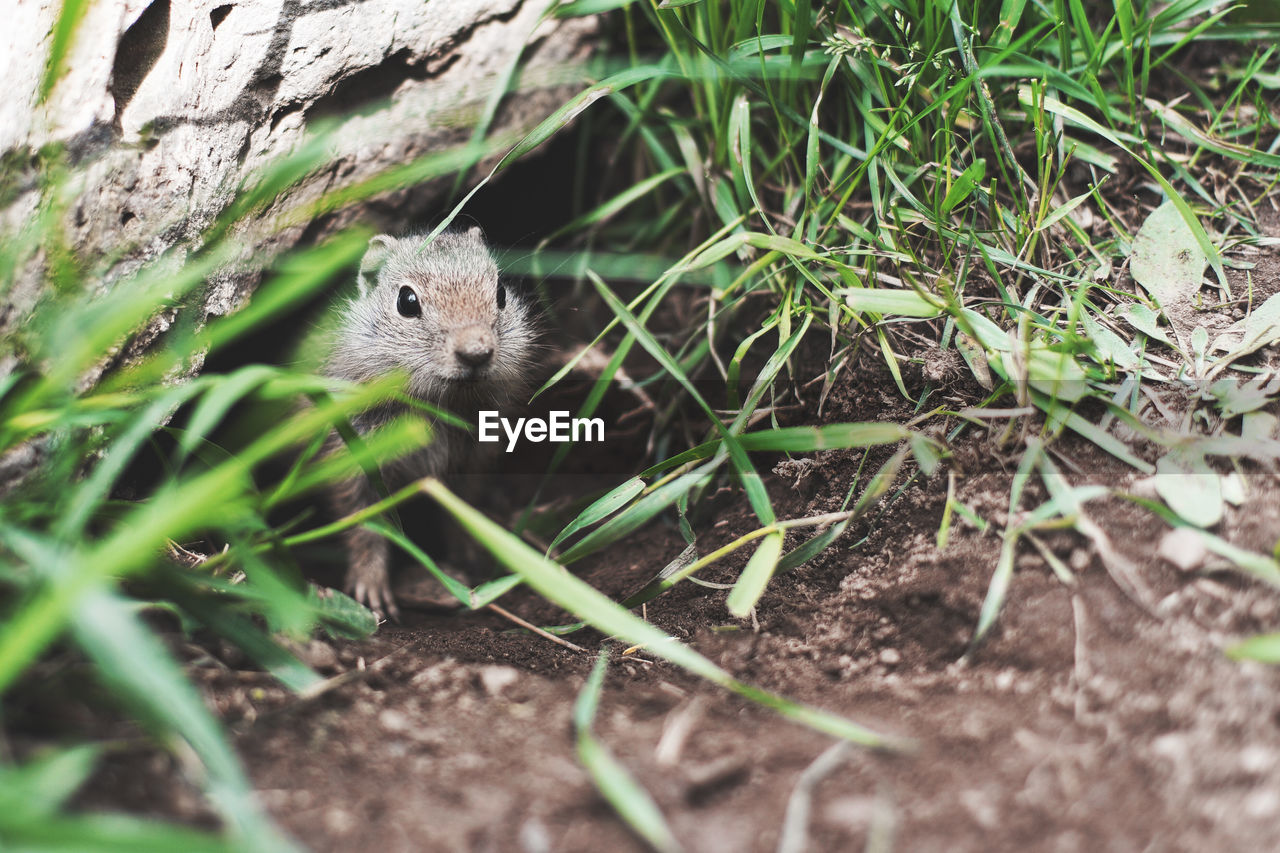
[496,281,507,311]
[396,286,421,318]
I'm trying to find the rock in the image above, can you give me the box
[477,664,520,698]
[1158,527,1208,572]
[2,0,596,350]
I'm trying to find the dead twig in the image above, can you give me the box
[487,603,586,653]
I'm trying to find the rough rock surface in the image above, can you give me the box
[1,0,594,342]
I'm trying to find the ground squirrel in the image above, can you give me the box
[324,228,535,619]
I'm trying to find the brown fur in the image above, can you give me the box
[323,229,536,619]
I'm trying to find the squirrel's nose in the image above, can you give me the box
[454,327,496,368]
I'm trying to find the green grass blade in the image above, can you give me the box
[637,422,912,479]
[39,0,90,99]
[730,312,813,432]
[58,382,205,538]
[175,368,277,464]
[550,476,647,553]
[429,63,678,240]
[971,530,1020,651]
[544,167,687,243]
[200,232,371,354]
[1227,634,1280,663]
[0,744,99,816]
[556,0,638,15]
[160,578,324,692]
[575,651,683,853]
[941,159,987,214]
[470,574,525,608]
[362,519,472,606]
[776,518,851,572]
[725,529,784,617]
[0,812,235,853]
[0,379,402,692]
[558,464,717,565]
[72,589,295,850]
[1033,393,1154,473]
[588,271,774,525]
[971,442,1043,649]
[840,288,945,318]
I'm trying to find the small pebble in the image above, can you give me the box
[478,665,519,697]
[1240,745,1275,775]
[379,709,410,733]
[323,807,357,835]
[1245,788,1280,818]
[1157,527,1207,572]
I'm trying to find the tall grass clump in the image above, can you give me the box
[528,0,1280,648]
[0,153,471,848]
[0,6,574,848]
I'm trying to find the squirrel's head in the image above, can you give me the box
[335,228,535,403]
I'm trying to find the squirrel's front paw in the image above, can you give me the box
[345,562,400,623]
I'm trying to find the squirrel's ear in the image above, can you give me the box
[357,235,397,295]
[465,226,483,243]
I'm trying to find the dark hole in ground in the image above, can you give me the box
[199,127,588,377]
[135,126,639,599]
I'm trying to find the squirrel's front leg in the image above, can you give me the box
[332,473,399,622]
